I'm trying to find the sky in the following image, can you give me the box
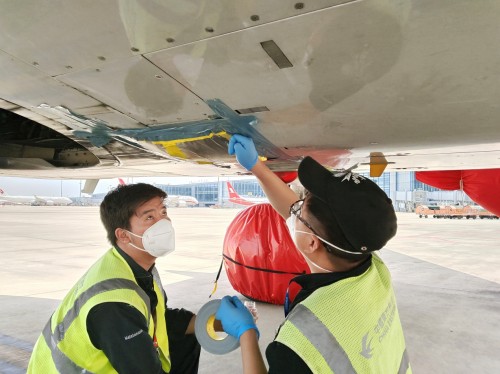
[0,176,254,197]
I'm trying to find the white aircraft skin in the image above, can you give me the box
[0,0,500,182]
[0,188,72,206]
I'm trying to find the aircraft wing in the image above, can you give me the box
[1,0,500,180]
[33,196,49,206]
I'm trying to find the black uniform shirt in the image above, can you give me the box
[86,247,194,374]
[266,255,372,374]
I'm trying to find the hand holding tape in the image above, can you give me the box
[215,296,259,339]
[195,297,260,355]
[194,299,240,355]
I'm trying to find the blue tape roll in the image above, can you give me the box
[195,299,240,355]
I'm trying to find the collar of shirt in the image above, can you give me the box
[288,255,372,311]
[115,246,158,310]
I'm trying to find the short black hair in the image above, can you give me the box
[100,183,167,247]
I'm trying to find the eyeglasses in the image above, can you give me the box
[289,199,364,257]
[289,199,318,235]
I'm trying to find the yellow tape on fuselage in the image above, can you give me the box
[153,131,231,159]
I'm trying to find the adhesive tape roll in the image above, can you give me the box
[195,299,240,355]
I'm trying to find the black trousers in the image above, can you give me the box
[167,333,201,374]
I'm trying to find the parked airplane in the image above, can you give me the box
[0,188,72,206]
[226,182,268,207]
[166,195,199,208]
[1,1,500,212]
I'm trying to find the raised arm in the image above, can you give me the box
[228,134,298,219]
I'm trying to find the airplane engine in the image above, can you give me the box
[222,203,309,305]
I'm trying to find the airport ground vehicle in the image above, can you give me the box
[415,205,499,219]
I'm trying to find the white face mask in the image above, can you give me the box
[286,214,297,240]
[286,214,365,272]
[286,215,333,272]
[127,219,175,257]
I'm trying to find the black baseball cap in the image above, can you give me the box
[298,156,397,253]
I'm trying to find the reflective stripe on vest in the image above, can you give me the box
[286,304,409,374]
[398,349,410,374]
[42,278,150,373]
[276,255,411,374]
[42,321,91,374]
[286,304,356,373]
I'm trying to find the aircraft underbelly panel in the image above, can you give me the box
[0,1,134,77]
[0,50,100,111]
[147,0,500,150]
[1,0,500,178]
[58,56,212,125]
[0,1,353,77]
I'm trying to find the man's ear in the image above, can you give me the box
[115,228,130,244]
[303,234,321,255]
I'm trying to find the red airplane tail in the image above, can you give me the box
[226,182,255,206]
[226,181,242,199]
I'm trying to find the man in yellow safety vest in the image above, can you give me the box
[216,134,411,374]
[28,183,200,373]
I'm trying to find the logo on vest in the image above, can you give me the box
[360,333,373,358]
[360,295,397,359]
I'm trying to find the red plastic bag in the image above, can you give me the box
[223,203,309,305]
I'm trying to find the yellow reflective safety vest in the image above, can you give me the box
[275,254,411,374]
[27,247,171,373]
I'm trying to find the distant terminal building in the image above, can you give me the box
[82,179,266,207]
[85,172,473,211]
[156,171,473,211]
[356,171,472,212]
[391,171,473,212]
[157,179,265,207]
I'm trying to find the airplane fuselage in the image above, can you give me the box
[0,195,72,206]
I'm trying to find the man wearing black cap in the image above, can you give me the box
[216,134,411,373]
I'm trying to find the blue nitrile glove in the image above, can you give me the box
[215,296,259,340]
[228,134,258,171]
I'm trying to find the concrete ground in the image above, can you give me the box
[0,206,499,373]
